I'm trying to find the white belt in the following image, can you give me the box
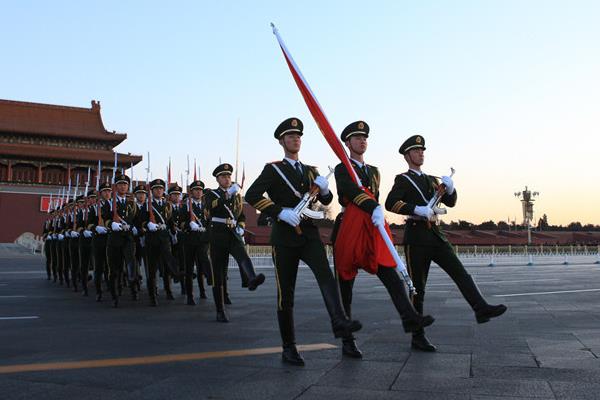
[212,217,237,227]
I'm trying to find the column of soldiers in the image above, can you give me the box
[41,168,265,319]
[42,122,507,365]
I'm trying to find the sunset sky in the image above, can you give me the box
[2,1,598,225]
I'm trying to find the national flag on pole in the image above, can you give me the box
[271,24,414,291]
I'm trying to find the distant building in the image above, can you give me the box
[0,99,142,242]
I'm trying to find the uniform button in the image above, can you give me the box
[412,222,416,226]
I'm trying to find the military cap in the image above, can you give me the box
[87,189,97,198]
[150,179,166,189]
[399,135,426,155]
[76,195,85,203]
[98,182,112,192]
[340,120,369,141]
[115,174,130,185]
[168,184,183,195]
[189,180,205,190]
[274,117,303,139]
[212,163,233,177]
[133,184,147,194]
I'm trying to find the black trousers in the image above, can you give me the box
[60,239,70,286]
[146,232,176,298]
[173,238,186,290]
[272,239,335,312]
[184,240,212,296]
[43,240,52,279]
[209,232,256,311]
[107,233,137,298]
[93,235,108,295]
[69,237,80,288]
[52,239,61,282]
[79,236,93,290]
[405,241,474,316]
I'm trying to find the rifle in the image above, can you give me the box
[291,167,334,235]
[427,168,456,217]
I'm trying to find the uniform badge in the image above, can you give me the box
[358,122,364,129]
[291,119,298,127]
[416,136,422,144]
[224,165,230,170]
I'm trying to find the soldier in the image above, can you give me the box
[168,184,186,296]
[332,121,435,358]
[53,207,66,285]
[42,213,53,280]
[104,174,139,308]
[92,182,111,302]
[61,201,73,288]
[385,135,507,352]
[181,180,212,305]
[133,185,148,293]
[77,190,96,297]
[144,178,180,306]
[204,163,265,322]
[245,117,361,365]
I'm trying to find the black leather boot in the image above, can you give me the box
[455,274,507,323]
[342,336,363,359]
[238,258,265,291]
[319,279,362,338]
[213,286,229,322]
[278,309,304,366]
[411,332,437,352]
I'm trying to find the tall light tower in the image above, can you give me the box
[514,186,539,244]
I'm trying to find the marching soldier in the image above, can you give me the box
[91,182,111,302]
[245,117,361,365]
[385,135,507,352]
[77,190,96,296]
[332,121,435,358]
[168,184,186,296]
[54,207,66,285]
[181,180,212,305]
[144,178,180,306]
[105,174,139,308]
[61,201,72,288]
[133,185,148,293]
[204,163,265,322]
[42,214,53,280]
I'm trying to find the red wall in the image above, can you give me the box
[0,192,47,242]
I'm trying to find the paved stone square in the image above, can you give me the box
[1,244,600,399]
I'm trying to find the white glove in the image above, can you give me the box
[441,175,455,195]
[111,222,122,232]
[190,221,201,231]
[414,205,434,220]
[58,234,65,240]
[235,226,244,236]
[83,230,93,238]
[371,206,385,227]
[95,226,108,235]
[314,175,329,195]
[147,222,158,232]
[278,208,301,227]
[227,183,241,197]
[71,231,80,238]
[132,226,138,236]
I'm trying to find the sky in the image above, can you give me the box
[2,1,599,225]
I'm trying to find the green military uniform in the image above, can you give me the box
[105,174,139,307]
[333,121,434,358]
[168,184,187,296]
[385,135,507,351]
[90,183,111,302]
[180,180,212,305]
[132,185,148,295]
[42,215,53,280]
[204,163,265,322]
[245,117,361,366]
[142,178,180,306]
[75,192,95,296]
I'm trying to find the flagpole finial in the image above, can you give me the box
[270,22,277,34]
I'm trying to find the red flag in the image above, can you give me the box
[241,162,246,188]
[193,159,197,181]
[271,24,413,286]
